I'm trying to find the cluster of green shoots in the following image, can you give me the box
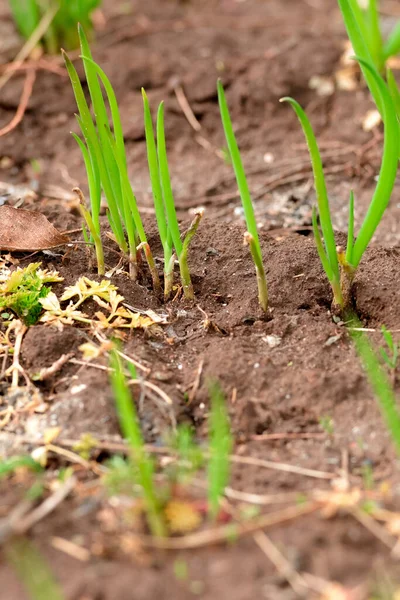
[109,348,232,537]
[218,0,400,314]
[8,0,101,53]
[64,26,202,300]
[275,0,400,312]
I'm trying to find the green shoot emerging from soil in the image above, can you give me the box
[0,263,62,326]
[9,0,101,53]
[65,27,200,299]
[207,380,233,519]
[109,348,167,537]
[338,0,400,74]
[281,58,399,311]
[142,90,203,300]
[217,80,268,312]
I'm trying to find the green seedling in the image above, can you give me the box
[73,187,104,275]
[64,26,160,288]
[142,90,203,300]
[349,316,400,455]
[207,380,233,520]
[109,348,167,537]
[218,80,268,312]
[338,0,400,74]
[380,325,398,372]
[9,0,101,53]
[281,58,399,311]
[0,263,62,325]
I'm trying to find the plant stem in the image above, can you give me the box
[164,249,175,302]
[179,210,203,300]
[244,232,268,312]
[137,242,161,297]
[73,188,105,275]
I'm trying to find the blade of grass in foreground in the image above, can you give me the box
[6,538,64,600]
[207,380,233,520]
[348,316,400,455]
[109,349,166,537]
[217,80,268,311]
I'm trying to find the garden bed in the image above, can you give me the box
[1,0,400,598]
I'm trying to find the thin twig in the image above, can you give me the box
[0,70,36,138]
[0,477,75,545]
[139,502,319,549]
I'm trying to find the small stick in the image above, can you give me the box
[51,536,90,562]
[6,320,28,390]
[187,357,204,405]
[0,70,36,138]
[15,478,76,532]
[138,502,319,549]
[137,242,161,296]
[253,530,310,597]
[33,352,74,381]
[251,432,327,441]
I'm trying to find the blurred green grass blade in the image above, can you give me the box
[0,455,41,479]
[109,349,166,537]
[351,59,399,267]
[311,207,334,282]
[345,190,354,265]
[142,88,168,247]
[217,80,260,248]
[383,22,400,61]
[9,0,40,39]
[207,381,232,520]
[6,538,64,600]
[280,97,339,284]
[338,0,383,113]
[349,319,400,455]
[157,102,183,257]
[63,50,126,251]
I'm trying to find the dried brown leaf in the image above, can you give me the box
[0,206,69,251]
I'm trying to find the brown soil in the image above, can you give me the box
[1,0,400,598]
